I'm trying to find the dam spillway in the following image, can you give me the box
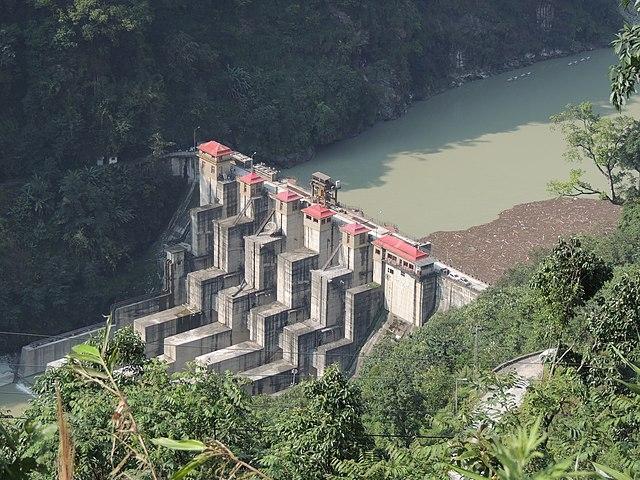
[19,142,486,393]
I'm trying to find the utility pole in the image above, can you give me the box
[454,377,468,414]
[193,126,200,150]
[473,323,479,378]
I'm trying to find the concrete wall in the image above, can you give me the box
[196,340,263,373]
[134,305,203,357]
[213,216,254,273]
[244,236,284,290]
[19,323,104,378]
[111,292,173,328]
[281,319,323,376]
[276,249,319,311]
[191,204,223,257]
[167,245,189,305]
[345,283,384,344]
[166,153,197,182]
[342,236,373,287]
[310,268,353,327]
[187,267,226,323]
[383,264,421,324]
[164,322,232,371]
[314,339,352,376]
[217,287,275,342]
[249,303,289,363]
[242,359,296,395]
[437,276,482,312]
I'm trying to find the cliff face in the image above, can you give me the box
[0,1,621,176]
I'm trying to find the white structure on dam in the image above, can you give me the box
[19,141,486,390]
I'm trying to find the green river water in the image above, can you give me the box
[2,48,638,414]
[285,48,640,237]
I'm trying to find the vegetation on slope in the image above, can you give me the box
[0,164,185,354]
[1,0,620,176]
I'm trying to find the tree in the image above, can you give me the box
[530,238,612,325]
[25,325,263,479]
[260,366,370,480]
[611,1,640,110]
[149,132,176,158]
[585,267,640,384]
[619,120,640,194]
[0,418,54,479]
[549,103,635,205]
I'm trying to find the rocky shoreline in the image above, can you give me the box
[423,197,622,285]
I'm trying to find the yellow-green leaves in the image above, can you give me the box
[151,438,206,452]
[593,462,634,480]
[69,344,103,365]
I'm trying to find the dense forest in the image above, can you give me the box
[0,0,621,177]
[0,165,185,354]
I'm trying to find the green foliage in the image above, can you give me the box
[584,267,640,384]
[0,419,55,479]
[0,164,185,354]
[611,1,640,109]
[450,418,577,479]
[0,1,620,177]
[549,102,635,204]
[530,237,612,323]
[24,326,262,480]
[261,366,370,480]
[615,199,640,263]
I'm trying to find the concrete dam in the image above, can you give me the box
[20,141,486,393]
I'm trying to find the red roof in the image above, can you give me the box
[373,235,428,263]
[276,190,302,203]
[238,171,265,185]
[340,223,371,235]
[301,204,336,220]
[198,140,232,157]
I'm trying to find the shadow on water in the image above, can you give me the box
[284,49,634,235]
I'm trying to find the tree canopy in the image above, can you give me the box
[0,0,621,177]
[549,102,636,204]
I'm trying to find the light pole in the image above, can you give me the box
[454,377,469,414]
[193,126,200,150]
[473,324,484,379]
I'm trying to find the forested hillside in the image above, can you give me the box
[0,0,620,177]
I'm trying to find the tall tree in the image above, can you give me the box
[530,238,612,328]
[549,103,634,205]
[619,120,640,193]
[611,0,640,109]
[586,267,640,384]
[261,366,370,480]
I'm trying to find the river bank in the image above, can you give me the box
[277,42,609,169]
[423,197,622,285]
[284,47,635,236]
